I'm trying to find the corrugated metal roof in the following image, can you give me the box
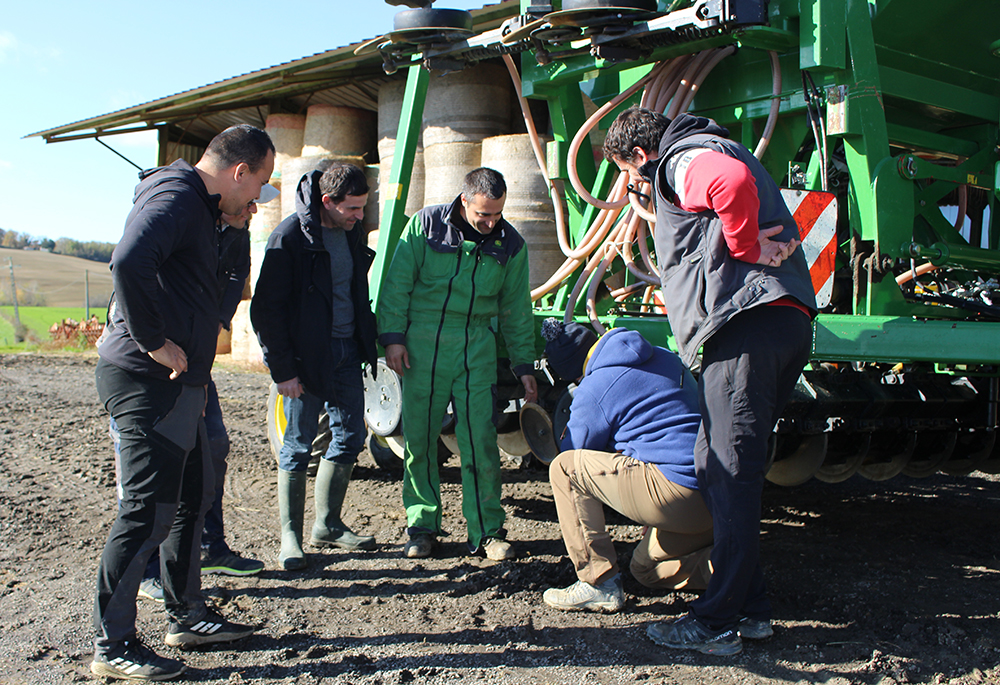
[27,2,517,146]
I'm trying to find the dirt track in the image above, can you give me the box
[1,352,999,684]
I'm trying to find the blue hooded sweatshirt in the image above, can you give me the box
[559,328,702,491]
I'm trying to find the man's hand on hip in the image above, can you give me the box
[277,377,304,399]
[755,226,801,267]
[385,344,410,377]
[148,340,188,380]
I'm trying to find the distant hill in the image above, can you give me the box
[0,247,113,307]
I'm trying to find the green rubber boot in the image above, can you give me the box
[310,460,376,550]
[278,469,308,570]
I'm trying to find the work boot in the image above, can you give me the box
[278,469,308,571]
[403,533,436,559]
[482,537,516,561]
[310,460,376,550]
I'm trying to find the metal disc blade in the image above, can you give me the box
[519,402,558,464]
[501,17,548,44]
[439,432,460,457]
[901,430,957,478]
[977,432,1000,474]
[815,432,870,483]
[859,430,916,481]
[385,434,406,458]
[765,433,828,487]
[940,429,995,476]
[497,428,531,459]
[363,359,403,437]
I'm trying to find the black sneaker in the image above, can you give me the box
[646,612,742,656]
[137,577,164,603]
[164,608,255,649]
[738,616,774,640]
[90,638,186,681]
[201,549,265,576]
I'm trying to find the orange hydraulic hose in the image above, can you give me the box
[635,216,659,278]
[566,61,673,210]
[666,49,717,118]
[561,218,629,322]
[620,209,658,285]
[502,53,571,261]
[896,261,938,285]
[753,51,781,160]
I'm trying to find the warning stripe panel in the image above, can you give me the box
[791,192,835,243]
[781,189,838,309]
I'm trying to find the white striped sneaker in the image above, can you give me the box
[90,638,186,680]
[164,609,255,649]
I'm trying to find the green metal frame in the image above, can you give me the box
[372,0,1000,371]
[527,0,1000,367]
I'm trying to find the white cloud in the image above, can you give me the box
[0,31,17,62]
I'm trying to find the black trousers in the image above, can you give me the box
[94,358,212,652]
[689,305,812,630]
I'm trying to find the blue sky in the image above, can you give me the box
[1,1,494,245]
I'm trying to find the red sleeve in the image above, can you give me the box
[677,150,761,263]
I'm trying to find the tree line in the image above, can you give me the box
[0,228,115,263]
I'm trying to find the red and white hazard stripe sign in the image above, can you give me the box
[780,189,837,308]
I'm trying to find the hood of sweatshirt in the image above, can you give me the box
[636,113,731,181]
[133,159,216,217]
[585,327,653,376]
[293,169,327,244]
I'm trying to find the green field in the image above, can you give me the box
[0,306,103,350]
[0,247,113,308]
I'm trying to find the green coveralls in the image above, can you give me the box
[377,197,535,551]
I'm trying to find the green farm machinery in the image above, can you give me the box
[362,0,1000,483]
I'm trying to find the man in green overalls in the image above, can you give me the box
[378,167,537,561]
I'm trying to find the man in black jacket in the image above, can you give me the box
[126,187,279,604]
[251,162,379,572]
[92,124,274,682]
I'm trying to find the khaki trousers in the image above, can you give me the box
[549,449,714,589]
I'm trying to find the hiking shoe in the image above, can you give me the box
[738,616,774,640]
[646,612,742,656]
[164,608,255,649]
[482,537,516,561]
[403,533,435,559]
[137,577,164,604]
[90,638,186,681]
[543,575,624,613]
[201,549,265,576]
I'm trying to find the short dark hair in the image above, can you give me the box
[204,124,275,173]
[319,162,369,203]
[461,167,506,201]
[603,106,671,164]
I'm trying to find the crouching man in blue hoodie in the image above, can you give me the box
[540,320,714,616]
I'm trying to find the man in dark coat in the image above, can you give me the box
[92,124,274,681]
[251,162,379,571]
[124,187,278,604]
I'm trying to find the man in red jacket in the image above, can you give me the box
[604,107,816,655]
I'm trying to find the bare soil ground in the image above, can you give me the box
[1,352,999,685]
